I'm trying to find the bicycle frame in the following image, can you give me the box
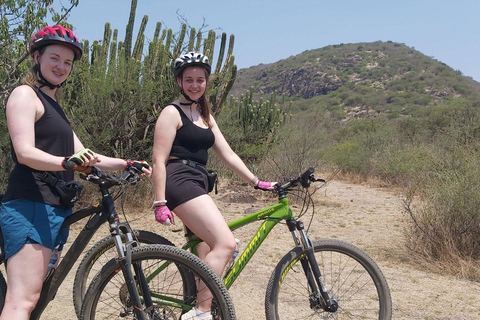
[178,171,337,312]
[184,197,294,289]
[143,197,294,310]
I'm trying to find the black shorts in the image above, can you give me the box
[166,162,209,210]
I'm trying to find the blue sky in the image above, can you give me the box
[56,0,480,82]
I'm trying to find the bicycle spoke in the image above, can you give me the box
[82,245,236,320]
[266,239,391,319]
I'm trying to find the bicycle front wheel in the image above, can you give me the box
[265,238,392,319]
[73,230,173,317]
[80,244,236,320]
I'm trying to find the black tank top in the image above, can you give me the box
[169,104,215,165]
[3,86,74,206]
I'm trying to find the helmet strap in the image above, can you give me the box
[35,60,73,90]
[179,80,203,105]
[36,63,61,90]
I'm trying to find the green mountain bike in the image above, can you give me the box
[77,167,392,319]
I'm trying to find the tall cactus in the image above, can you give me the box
[172,23,187,59]
[194,30,202,52]
[219,89,290,162]
[214,33,227,75]
[124,0,137,59]
[208,33,236,115]
[102,23,112,59]
[107,29,118,78]
[187,27,196,52]
[132,15,148,61]
[62,0,238,161]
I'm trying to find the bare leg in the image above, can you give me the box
[174,194,236,312]
[0,243,50,320]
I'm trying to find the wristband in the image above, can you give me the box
[154,200,167,207]
[62,157,75,171]
[125,159,134,169]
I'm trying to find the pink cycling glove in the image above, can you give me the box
[155,206,174,225]
[256,181,277,190]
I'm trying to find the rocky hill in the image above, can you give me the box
[231,41,480,119]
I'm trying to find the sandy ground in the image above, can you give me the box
[36,178,480,319]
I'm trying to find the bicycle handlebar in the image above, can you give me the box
[276,167,325,192]
[79,166,141,189]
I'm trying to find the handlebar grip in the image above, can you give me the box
[299,167,315,188]
[300,167,315,180]
[75,166,93,174]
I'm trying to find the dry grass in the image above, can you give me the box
[39,176,480,320]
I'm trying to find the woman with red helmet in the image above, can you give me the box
[151,52,276,320]
[0,25,151,320]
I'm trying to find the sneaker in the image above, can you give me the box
[181,307,213,320]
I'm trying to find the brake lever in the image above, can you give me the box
[120,169,139,184]
[79,166,101,182]
[310,176,325,183]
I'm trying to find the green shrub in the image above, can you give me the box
[405,146,480,270]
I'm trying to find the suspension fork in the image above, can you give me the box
[118,224,154,309]
[102,191,150,320]
[287,219,338,312]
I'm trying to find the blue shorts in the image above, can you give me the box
[0,199,72,261]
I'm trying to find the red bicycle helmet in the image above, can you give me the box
[30,25,83,61]
[173,52,211,78]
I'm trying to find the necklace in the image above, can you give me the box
[180,104,194,121]
[188,107,194,121]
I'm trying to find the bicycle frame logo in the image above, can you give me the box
[279,254,304,287]
[224,223,268,285]
[257,207,275,219]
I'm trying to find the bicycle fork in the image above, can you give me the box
[103,193,152,320]
[287,219,338,313]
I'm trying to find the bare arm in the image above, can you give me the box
[6,85,67,171]
[152,105,181,201]
[7,85,146,174]
[210,115,257,184]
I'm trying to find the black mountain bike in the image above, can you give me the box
[0,167,235,320]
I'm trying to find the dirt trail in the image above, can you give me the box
[41,179,480,319]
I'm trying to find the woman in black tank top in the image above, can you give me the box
[0,25,151,320]
[152,52,276,320]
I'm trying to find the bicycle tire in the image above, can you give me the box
[265,238,392,320]
[80,244,236,320]
[73,229,173,317]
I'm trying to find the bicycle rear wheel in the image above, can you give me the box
[80,244,236,320]
[73,230,172,316]
[265,238,392,319]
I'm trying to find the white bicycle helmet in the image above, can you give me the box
[173,52,211,78]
